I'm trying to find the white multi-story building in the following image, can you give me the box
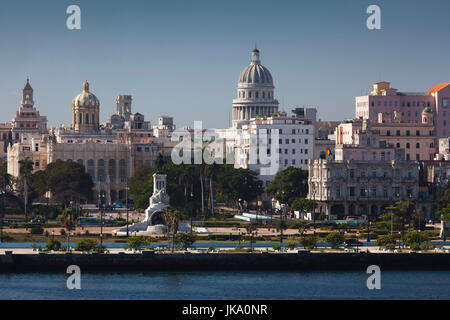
[308,159,419,219]
[235,114,314,187]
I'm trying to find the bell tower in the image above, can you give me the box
[22,78,34,109]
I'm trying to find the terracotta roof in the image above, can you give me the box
[426,83,450,93]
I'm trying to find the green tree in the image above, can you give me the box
[128,165,156,210]
[127,236,152,252]
[299,235,317,249]
[325,232,345,249]
[216,166,263,209]
[163,207,182,252]
[438,204,450,223]
[265,167,308,207]
[286,240,298,250]
[175,233,196,250]
[375,234,396,248]
[276,219,288,243]
[402,231,429,248]
[291,197,314,213]
[35,160,93,207]
[19,157,34,221]
[384,201,414,235]
[245,222,258,251]
[75,239,99,252]
[46,239,61,251]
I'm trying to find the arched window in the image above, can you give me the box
[77,159,84,168]
[97,159,105,182]
[87,159,95,180]
[119,159,127,182]
[416,143,420,148]
[108,159,116,183]
[406,143,410,149]
[86,114,89,124]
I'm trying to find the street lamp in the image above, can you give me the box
[190,189,194,234]
[0,189,4,243]
[126,184,129,237]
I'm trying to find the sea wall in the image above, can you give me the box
[1,251,450,272]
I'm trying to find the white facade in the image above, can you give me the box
[308,159,419,218]
[234,115,314,187]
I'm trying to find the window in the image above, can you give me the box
[305,149,308,154]
[416,130,420,136]
[406,143,410,149]
[396,130,400,136]
[387,130,390,136]
[394,187,400,198]
[304,139,308,144]
[396,143,400,148]
[97,159,105,182]
[349,187,355,197]
[87,159,95,180]
[108,159,116,183]
[406,130,410,136]
[443,98,449,108]
[360,188,366,197]
[416,143,420,148]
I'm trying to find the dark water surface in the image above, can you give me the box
[0,270,449,300]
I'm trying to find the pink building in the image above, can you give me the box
[355,81,450,142]
[337,109,435,161]
[11,79,47,142]
[335,119,403,162]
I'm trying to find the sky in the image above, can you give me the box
[1,0,450,129]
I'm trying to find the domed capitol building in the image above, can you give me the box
[6,48,317,204]
[232,48,279,128]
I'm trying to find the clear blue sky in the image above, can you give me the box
[1,0,450,129]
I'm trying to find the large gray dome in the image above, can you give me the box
[238,49,273,86]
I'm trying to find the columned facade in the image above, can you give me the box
[232,48,279,128]
[308,159,419,219]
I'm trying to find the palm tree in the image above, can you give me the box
[163,207,181,253]
[0,163,12,242]
[19,157,33,223]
